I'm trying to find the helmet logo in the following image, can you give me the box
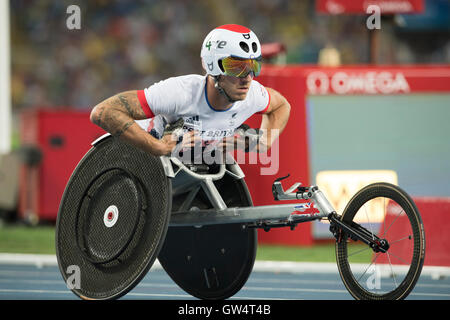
[206,40,227,50]
[243,33,250,40]
[207,62,214,71]
[217,41,227,49]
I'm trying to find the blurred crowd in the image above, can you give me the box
[10,0,450,111]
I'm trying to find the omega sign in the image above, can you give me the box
[306,71,410,95]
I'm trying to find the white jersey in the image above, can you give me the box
[136,75,270,143]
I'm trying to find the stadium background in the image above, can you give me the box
[1,0,449,267]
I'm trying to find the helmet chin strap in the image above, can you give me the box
[213,76,236,103]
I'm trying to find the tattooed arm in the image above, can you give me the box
[90,91,176,156]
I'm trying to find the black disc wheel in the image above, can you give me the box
[159,172,257,300]
[336,182,425,300]
[56,136,172,300]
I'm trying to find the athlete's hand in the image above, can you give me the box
[219,125,262,153]
[179,130,202,150]
[157,133,179,156]
[159,130,202,157]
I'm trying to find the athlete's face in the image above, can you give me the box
[219,74,254,101]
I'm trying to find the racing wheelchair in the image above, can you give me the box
[55,126,425,300]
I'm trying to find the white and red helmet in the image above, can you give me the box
[201,24,262,77]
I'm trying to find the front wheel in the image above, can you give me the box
[335,182,425,300]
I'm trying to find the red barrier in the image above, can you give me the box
[377,197,450,267]
[242,68,312,245]
[19,110,105,222]
[413,198,450,266]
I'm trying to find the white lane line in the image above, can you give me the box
[246,277,450,289]
[0,270,59,278]
[242,286,450,298]
[0,287,449,299]
[126,292,191,299]
[1,254,450,279]
[409,292,450,298]
[1,277,447,297]
[128,292,293,300]
[242,286,348,295]
[0,289,71,295]
[0,279,62,285]
[0,289,190,299]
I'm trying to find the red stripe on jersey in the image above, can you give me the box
[216,24,251,33]
[137,90,155,118]
[146,118,155,132]
[257,88,271,115]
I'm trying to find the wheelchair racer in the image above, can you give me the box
[90,24,291,158]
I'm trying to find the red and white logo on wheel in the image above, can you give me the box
[104,205,119,228]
